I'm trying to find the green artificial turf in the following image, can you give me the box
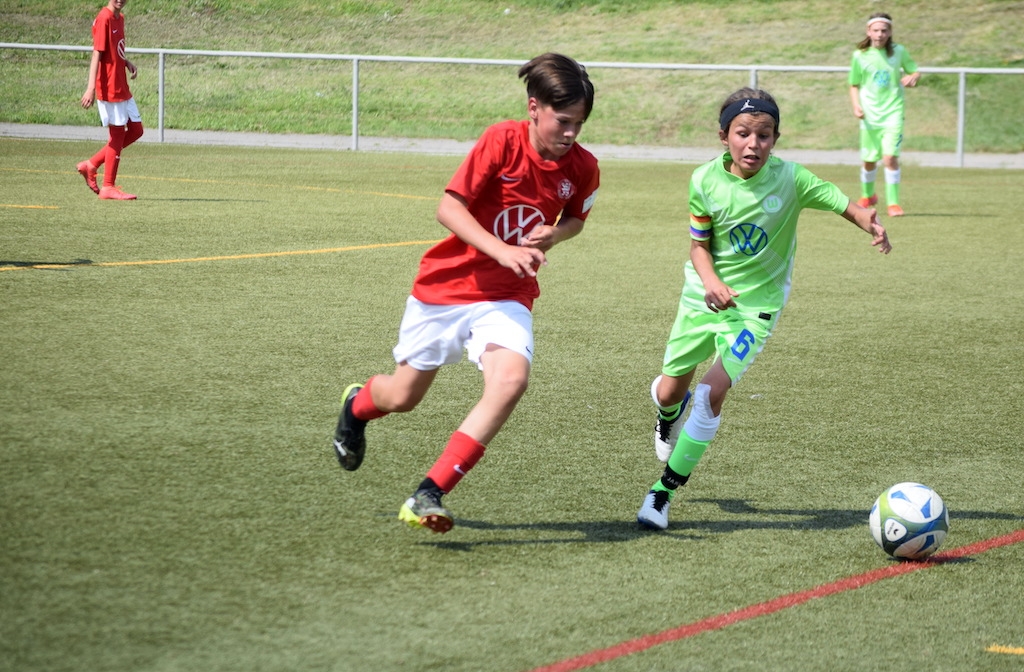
[1,137,1022,671]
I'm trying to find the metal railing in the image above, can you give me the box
[3,42,1023,167]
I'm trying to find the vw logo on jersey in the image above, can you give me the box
[873,70,892,88]
[729,222,768,256]
[494,205,546,244]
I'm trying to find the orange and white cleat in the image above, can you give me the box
[98,186,137,200]
[887,204,904,217]
[856,195,878,208]
[76,161,99,194]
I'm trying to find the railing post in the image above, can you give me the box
[158,50,165,143]
[352,58,359,151]
[750,67,758,90]
[957,70,966,168]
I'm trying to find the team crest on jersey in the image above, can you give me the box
[729,223,768,256]
[494,205,546,244]
[558,179,575,200]
[762,194,783,213]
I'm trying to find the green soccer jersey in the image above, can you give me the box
[684,153,849,315]
[849,44,918,129]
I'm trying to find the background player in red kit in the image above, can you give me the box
[77,0,143,200]
[331,52,600,534]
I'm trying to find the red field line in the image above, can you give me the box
[528,529,1024,672]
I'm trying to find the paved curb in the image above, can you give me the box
[3,123,1022,169]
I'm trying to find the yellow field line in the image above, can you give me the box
[0,240,441,272]
[0,167,437,201]
[987,644,1024,655]
[1,166,441,271]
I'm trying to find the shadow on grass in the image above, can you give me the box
[152,198,270,203]
[1,258,93,268]
[419,499,1023,551]
[891,212,988,218]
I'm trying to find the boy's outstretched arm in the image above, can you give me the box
[842,201,892,254]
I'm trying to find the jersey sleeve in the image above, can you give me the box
[91,11,109,52]
[687,168,713,241]
[562,156,600,222]
[847,51,864,86]
[793,163,850,214]
[444,124,504,205]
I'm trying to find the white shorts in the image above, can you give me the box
[97,98,142,127]
[392,297,534,371]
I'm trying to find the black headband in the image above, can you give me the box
[719,98,780,131]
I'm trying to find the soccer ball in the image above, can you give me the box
[869,482,949,560]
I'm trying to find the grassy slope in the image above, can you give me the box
[1,0,1023,151]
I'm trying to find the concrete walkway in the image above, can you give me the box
[3,122,1022,169]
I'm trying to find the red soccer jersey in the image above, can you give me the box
[92,7,131,103]
[411,120,600,311]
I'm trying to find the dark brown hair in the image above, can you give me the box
[518,53,595,121]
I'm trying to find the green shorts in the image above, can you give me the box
[661,307,777,385]
[860,126,903,162]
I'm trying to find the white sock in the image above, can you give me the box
[682,384,721,442]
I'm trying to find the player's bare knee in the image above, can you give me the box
[385,387,427,413]
[489,372,529,403]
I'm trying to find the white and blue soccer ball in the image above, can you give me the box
[869,482,949,560]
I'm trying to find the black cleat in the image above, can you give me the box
[398,488,454,533]
[332,383,367,471]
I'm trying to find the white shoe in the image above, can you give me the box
[653,377,691,462]
[637,489,671,530]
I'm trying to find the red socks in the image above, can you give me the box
[351,376,389,421]
[100,125,126,188]
[124,120,144,148]
[426,431,485,493]
[347,376,486,493]
[91,122,143,188]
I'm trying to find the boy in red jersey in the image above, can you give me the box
[77,0,143,200]
[331,53,600,534]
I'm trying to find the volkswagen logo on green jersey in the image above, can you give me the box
[729,223,768,256]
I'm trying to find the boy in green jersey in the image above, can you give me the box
[848,12,920,217]
[637,88,892,530]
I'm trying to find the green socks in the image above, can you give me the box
[652,432,712,495]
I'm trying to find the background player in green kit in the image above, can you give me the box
[848,12,920,217]
[637,88,892,530]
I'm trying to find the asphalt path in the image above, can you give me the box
[3,122,1022,169]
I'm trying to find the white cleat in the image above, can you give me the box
[637,490,671,530]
